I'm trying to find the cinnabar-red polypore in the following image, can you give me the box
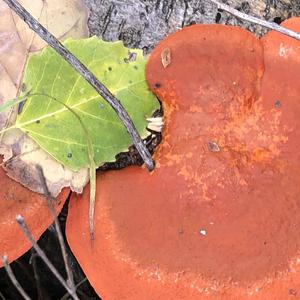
[66,19,300,299]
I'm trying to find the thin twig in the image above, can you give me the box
[15,215,80,300]
[1,255,31,300]
[35,165,76,293]
[210,0,300,41]
[30,251,46,300]
[60,278,88,300]
[0,291,6,300]
[3,0,155,171]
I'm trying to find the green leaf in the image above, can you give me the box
[15,37,159,171]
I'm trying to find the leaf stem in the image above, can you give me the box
[30,93,97,238]
[89,166,96,240]
[210,0,300,41]
[3,0,155,171]
[35,166,77,297]
[0,125,17,135]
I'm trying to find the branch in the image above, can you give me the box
[3,0,155,171]
[1,255,31,300]
[60,278,88,300]
[210,0,300,41]
[16,215,80,300]
[36,165,77,297]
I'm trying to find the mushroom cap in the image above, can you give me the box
[0,161,69,266]
[66,20,300,299]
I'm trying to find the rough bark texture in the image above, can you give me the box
[84,0,300,54]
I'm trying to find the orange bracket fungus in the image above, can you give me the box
[66,19,300,299]
[0,157,69,266]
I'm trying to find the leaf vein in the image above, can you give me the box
[26,129,118,149]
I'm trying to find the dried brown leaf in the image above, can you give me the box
[0,0,89,196]
[161,47,171,68]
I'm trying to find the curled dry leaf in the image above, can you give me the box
[160,47,171,68]
[0,0,89,196]
[0,1,24,129]
[67,19,300,299]
[12,0,89,52]
[2,130,89,195]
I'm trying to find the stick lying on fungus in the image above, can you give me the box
[0,158,77,298]
[0,160,69,267]
[3,0,154,171]
[16,214,80,300]
[66,18,300,299]
[2,0,156,239]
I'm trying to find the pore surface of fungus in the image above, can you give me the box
[0,159,69,266]
[66,19,300,299]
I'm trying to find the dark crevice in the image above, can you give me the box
[273,16,282,24]
[181,0,189,28]
[215,12,222,23]
[101,4,115,36]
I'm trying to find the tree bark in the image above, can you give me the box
[84,0,300,53]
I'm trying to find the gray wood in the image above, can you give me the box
[85,0,300,53]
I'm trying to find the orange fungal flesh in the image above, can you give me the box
[67,20,300,299]
[0,161,69,266]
